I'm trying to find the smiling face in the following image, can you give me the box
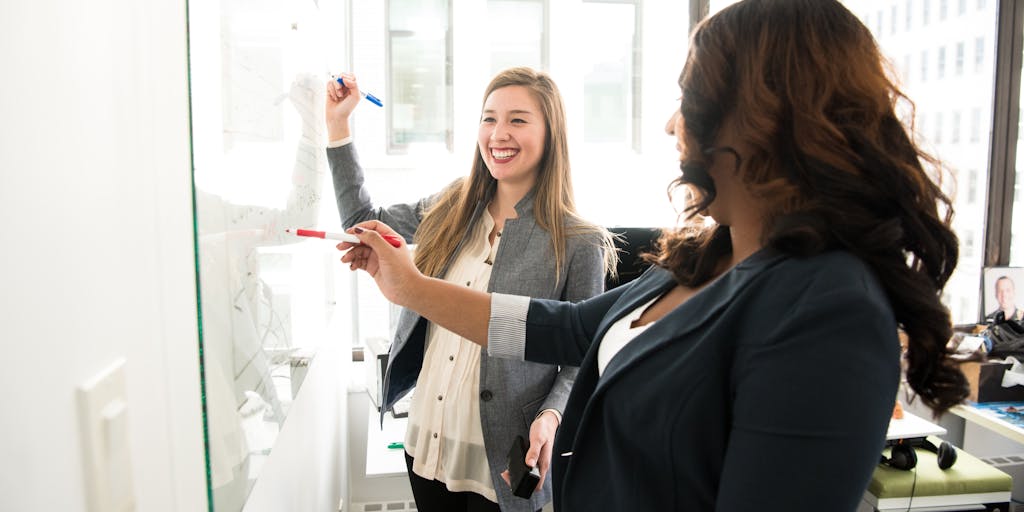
[477,85,547,189]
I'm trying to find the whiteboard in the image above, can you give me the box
[187,0,345,509]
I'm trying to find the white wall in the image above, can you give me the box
[0,0,207,510]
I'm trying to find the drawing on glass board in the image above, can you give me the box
[187,0,342,509]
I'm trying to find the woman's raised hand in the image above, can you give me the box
[324,73,362,140]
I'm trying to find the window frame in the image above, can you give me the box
[983,0,1024,266]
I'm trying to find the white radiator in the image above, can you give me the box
[349,501,418,512]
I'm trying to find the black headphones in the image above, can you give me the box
[879,438,957,470]
[880,442,918,470]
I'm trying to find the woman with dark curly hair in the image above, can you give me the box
[337,0,969,509]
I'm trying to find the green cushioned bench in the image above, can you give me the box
[861,438,1012,511]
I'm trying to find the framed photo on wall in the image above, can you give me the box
[982,266,1024,322]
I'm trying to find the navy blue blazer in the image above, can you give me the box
[508,249,900,511]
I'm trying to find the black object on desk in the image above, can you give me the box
[506,435,541,499]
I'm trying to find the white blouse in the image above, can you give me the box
[404,212,500,501]
[596,295,660,376]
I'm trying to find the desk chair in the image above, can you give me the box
[605,227,662,291]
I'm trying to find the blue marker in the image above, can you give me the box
[337,77,383,107]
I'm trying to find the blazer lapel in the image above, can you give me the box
[593,249,781,396]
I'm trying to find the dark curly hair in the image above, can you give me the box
[646,0,968,415]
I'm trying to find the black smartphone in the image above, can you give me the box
[506,435,541,499]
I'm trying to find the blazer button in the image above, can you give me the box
[480,390,493,401]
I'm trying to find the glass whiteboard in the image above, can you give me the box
[186,0,345,508]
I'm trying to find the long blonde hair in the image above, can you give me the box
[413,67,615,280]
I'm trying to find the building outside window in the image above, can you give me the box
[922,49,929,81]
[975,36,985,72]
[938,46,947,79]
[956,41,965,75]
[859,0,998,322]
[952,111,961,143]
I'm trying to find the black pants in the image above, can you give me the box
[405,452,537,512]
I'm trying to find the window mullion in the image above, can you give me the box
[984,0,1024,266]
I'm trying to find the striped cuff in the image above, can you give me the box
[488,293,531,360]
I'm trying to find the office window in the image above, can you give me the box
[907,0,914,30]
[938,46,947,79]
[387,0,452,153]
[581,0,640,150]
[975,36,986,72]
[865,0,997,322]
[892,5,899,34]
[487,0,546,75]
[709,0,740,14]
[877,10,884,35]
[959,0,967,15]
[956,41,965,75]
[904,55,912,84]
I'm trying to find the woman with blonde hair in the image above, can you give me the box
[325,67,614,512]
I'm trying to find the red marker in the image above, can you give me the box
[286,228,403,248]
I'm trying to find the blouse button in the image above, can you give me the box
[437,395,443,401]
[480,390,493,401]
[449,355,454,361]
[433,433,438,439]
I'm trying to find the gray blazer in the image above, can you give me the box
[328,144,606,511]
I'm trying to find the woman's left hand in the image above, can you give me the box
[502,410,559,492]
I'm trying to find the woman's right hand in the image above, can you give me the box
[339,220,422,307]
[325,73,363,141]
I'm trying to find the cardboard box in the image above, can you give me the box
[960,360,1024,402]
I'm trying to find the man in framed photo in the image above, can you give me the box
[986,275,1024,322]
